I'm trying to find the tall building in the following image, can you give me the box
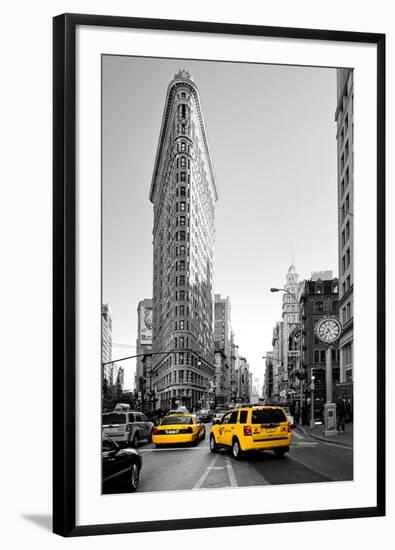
[287,322,302,399]
[102,303,113,385]
[135,298,153,395]
[299,274,340,415]
[264,352,274,402]
[102,303,114,410]
[229,332,238,404]
[281,264,303,395]
[336,69,354,388]
[149,70,218,411]
[102,303,113,371]
[214,294,232,405]
[214,294,232,360]
[115,366,125,400]
[236,356,250,403]
[271,321,283,400]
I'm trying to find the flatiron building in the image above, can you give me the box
[149,70,218,411]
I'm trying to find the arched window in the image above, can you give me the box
[180,156,186,167]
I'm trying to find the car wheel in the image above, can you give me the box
[209,435,218,453]
[274,448,287,458]
[128,463,140,492]
[132,433,139,448]
[232,438,242,460]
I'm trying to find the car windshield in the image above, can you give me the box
[161,415,193,425]
[251,409,287,424]
[102,413,126,425]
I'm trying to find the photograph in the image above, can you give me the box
[100,55,354,494]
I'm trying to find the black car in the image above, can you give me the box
[198,410,213,423]
[102,434,142,493]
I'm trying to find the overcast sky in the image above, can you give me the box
[102,55,338,391]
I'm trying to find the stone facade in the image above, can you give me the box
[149,70,218,411]
[214,294,232,405]
[336,68,354,386]
[299,275,340,414]
[135,298,153,407]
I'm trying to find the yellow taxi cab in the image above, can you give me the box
[209,406,292,459]
[152,414,206,447]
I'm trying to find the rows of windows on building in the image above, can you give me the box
[264,70,354,405]
[264,266,348,406]
[336,68,353,384]
[101,303,125,410]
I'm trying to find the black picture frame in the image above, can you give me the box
[53,13,386,537]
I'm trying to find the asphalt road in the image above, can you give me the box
[133,424,353,493]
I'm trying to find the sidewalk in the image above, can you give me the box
[296,421,353,448]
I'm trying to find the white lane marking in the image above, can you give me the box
[292,442,319,446]
[140,447,208,452]
[224,457,238,487]
[292,430,304,440]
[318,440,353,451]
[192,454,218,490]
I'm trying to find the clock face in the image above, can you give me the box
[316,317,341,343]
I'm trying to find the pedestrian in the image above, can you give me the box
[336,394,347,433]
[301,403,309,426]
[345,397,352,422]
[294,403,300,425]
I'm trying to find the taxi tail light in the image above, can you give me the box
[152,428,160,435]
[180,427,193,434]
[244,425,252,436]
[288,423,292,432]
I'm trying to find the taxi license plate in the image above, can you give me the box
[166,430,178,434]
[266,428,275,433]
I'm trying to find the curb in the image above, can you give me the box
[296,426,353,449]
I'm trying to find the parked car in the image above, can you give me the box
[102,410,153,448]
[102,434,142,493]
[210,406,292,459]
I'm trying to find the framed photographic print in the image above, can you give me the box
[53,13,385,536]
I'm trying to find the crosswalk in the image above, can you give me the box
[291,429,319,447]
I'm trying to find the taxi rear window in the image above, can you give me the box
[161,415,193,425]
[251,409,287,424]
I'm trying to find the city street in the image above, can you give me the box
[131,426,353,493]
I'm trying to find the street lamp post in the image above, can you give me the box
[310,373,315,427]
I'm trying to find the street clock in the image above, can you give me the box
[314,315,342,344]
